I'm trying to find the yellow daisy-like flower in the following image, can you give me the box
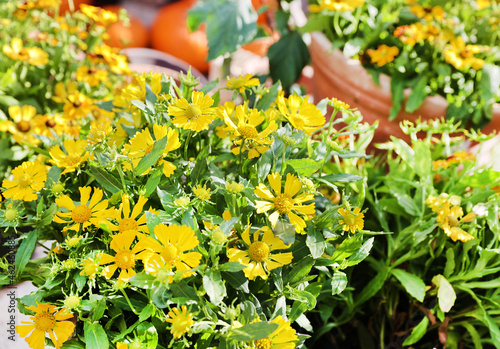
[52,82,93,120]
[228,226,293,280]
[80,255,101,279]
[0,104,41,146]
[25,47,49,66]
[254,172,315,234]
[366,45,400,67]
[222,104,278,159]
[109,194,150,234]
[32,113,67,139]
[394,24,427,46]
[3,37,29,61]
[122,124,181,177]
[53,186,116,232]
[226,74,260,93]
[193,184,211,201]
[330,98,350,111]
[167,91,216,132]
[136,224,202,279]
[338,207,364,233]
[425,193,461,212]
[410,4,445,22]
[309,0,365,13]
[2,161,47,202]
[165,305,194,339]
[444,37,485,71]
[49,139,91,175]
[100,230,144,281]
[16,303,75,349]
[76,65,108,87]
[87,118,114,145]
[249,315,298,349]
[436,202,475,242]
[277,94,326,134]
[80,4,118,26]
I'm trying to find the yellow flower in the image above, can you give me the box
[425,193,461,212]
[0,104,40,146]
[49,139,91,175]
[52,82,93,120]
[277,94,326,134]
[167,91,216,132]
[309,0,365,12]
[226,74,260,93]
[87,118,114,145]
[165,305,194,338]
[366,45,399,67]
[76,65,108,87]
[228,226,293,280]
[394,24,427,46]
[193,184,211,201]
[222,104,278,159]
[25,47,49,66]
[100,230,144,281]
[444,37,485,71]
[254,172,315,234]
[80,256,100,279]
[436,202,475,242]
[53,186,116,232]
[249,315,298,349]
[2,161,47,202]
[225,181,245,194]
[16,303,75,349]
[477,0,493,9]
[32,113,67,139]
[109,194,150,234]
[410,4,445,22]
[338,207,364,233]
[3,37,29,61]
[330,98,350,110]
[136,224,202,279]
[122,124,181,177]
[80,4,118,26]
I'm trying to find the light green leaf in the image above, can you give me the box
[287,159,322,176]
[84,322,109,349]
[306,227,326,259]
[219,262,246,272]
[444,248,455,278]
[136,322,158,349]
[406,76,428,113]
[129,272,156,289]
[145,211,162,236]
[432,274,456,313]
[203,269,226,305]
[330,233,363,263]
[347,237,374,267]
[88,166,122,194]
[391,269,426,302]
[331,271,348,295]
[144,169,162,198]
[402,316,429,346]
[134,135,169,175]
[228,322,279,341]
[319,173,364,183]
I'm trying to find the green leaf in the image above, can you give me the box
[145,211,162,236]
[203,269,226,305]
[284,256,314,286]
[88,166,122,194]
[389,76,405,120]
[461,323,483,349]
[289,300,308,322]
[38,203,57,227]
[255,81,280,111]
[287,159,322,176]
[286,289,316,309]
[136,322,158,349]
[347,237,374,267]
[199,78,219,94]
[151,284,172,308]
[355,267,388,307]
[139,304,154,322]
[330,233,363,263]
[15,230,37,277]
[268,31,310,90]
[444,248,455,278]
[413,141,432,180]
[200,0,258,60]
[91,297,107,322]
[392,192,420,216]
[219,262,246,272]
[129,272,156,289]
[331,271,348,295]
[84,322,109,349]
[61,339,86,349]
[405,76,428,113]
[222,271,249,293]
[319,173,364,183]
[170,281,199,300]
[306,227,326,259]
[144,169,163,198]
[402,316,429,346]
[228,322,279,341]
[134,135,169,175]
[432,274,456,313]
[391,269,426,302]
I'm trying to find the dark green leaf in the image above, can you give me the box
[222,271,249,293]
[355,267,388,307]
[255,81,280,110]
[134,135,169,175]
[171,281,199,300]
[268,31,310,90]
[389,76,405,120]
[284,256,314,286]
[88,166,122,194]
[15,230,37,277]
[406,76,428,113]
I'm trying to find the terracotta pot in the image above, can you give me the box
[309,32,500,143]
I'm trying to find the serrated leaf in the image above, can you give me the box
[391,269,426,302]
[403,316,429,346]
[268,31,310,89]
[134,135,168,175]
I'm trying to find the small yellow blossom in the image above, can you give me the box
[226,74,260,93]
[338,207,364,233]
[165,305,194,338]
[366,45,399,67]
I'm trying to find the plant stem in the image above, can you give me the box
[184,130,193,160]
[120,288,139,315]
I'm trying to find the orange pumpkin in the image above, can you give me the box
[102,5,149,49]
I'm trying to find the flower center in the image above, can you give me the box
[237,125,258,138]
[290,114,305,129]
[185,105,201,120]
[16,120,31,132]
[115,250,136,269]
[144,144,154,155]
[344,213,357,226]
[84,261,98,276]
[447,216,460,227]
[253,337,272,349]
[71,205,92,223]
[119,218,138,233]
[18,173,32,187]
[248,241,270,262]
[34,311,56,332]
[274,194,294,214]
[162,245,180,265]
[66,154,82,166]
